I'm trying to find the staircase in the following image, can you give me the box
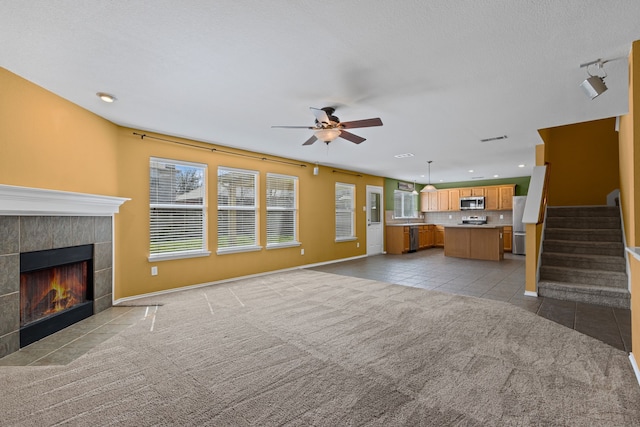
[538,206,630,309]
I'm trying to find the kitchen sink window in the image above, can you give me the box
[335,182,356,241]
[394,190,418,219]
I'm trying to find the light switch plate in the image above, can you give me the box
[151,266,158,276]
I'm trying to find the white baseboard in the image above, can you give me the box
[630,353,640,388]
[524,291,538,297]
[113,254,368,305]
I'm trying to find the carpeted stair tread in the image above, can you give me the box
[545,216,621,229]
[540,265,627,288]
[541,252,625,271]
[546,206,620,217]
[542,239,624,256]
[538,280,630,309]
[544,228,622,242]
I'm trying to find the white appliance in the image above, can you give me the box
[512,196,527,255]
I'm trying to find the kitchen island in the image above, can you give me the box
[444,225,504,261]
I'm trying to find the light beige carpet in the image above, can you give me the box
[1,270,639,426]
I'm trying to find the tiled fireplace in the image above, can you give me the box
[0,185,128,358]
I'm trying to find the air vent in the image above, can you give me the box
[480,135,508,143]
[394,153,414,158]
[471,176,485,180]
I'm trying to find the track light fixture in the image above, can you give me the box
[579,59,608,100]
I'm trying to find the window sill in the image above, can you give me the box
[217,245,263,255]
[335,237,357,243]
[266,241,301,250]
[148,250,211,262]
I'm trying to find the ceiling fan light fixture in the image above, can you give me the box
[314,128,341,142]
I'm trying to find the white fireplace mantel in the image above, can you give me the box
[0,184,130,216]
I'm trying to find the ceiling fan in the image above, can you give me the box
[272,107,383,145]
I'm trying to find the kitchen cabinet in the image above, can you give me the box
[484,187,499,210]
[448,189,460,211]
[471,188,485,196]
[386,226,409,254]
[420,191,439,212]
[460,188,472,197]
[438,190,450,211]
[419,225,429,249]
[444,226,504,261]
[503,226,512,252]
[499,186,515,210]
[434,225,445,247]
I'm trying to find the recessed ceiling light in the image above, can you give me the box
[420,175,425,178]
[468,169,474,173]
[394,153,414,158]
[96,92,117,103]
[518,164,525,168]
[439,179,444,182]
[493,174,499,178]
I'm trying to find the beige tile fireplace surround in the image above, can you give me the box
[0,185,128,358]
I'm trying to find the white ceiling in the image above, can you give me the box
[2,1,638,184]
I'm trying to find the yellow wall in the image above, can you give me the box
[0,68,119,195]
[114,129,383,299]
[538,118,620,206]
[1,67,383,300]
[619,40,640,360]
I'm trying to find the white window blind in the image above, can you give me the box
[149,158,207,259]
[393,190,418,219]
[266,174,299,247]
[336,182,355,241]
[217,167,259,253]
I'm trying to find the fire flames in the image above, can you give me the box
[20,262,87,326]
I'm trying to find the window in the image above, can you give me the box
[266,174,299,248]
[394,190,418,219]
[217,167,260,254]
[149,158,208,260]
[335,182,355,241]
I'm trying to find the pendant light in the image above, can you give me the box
[412,180,418,195]
[421,161,437,192]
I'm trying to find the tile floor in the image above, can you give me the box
[310,248,632,352]
[0,305,146,366]
[1,248,631,366]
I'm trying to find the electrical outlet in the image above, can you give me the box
[151,266,158,276]
[301,248,305,255]
[357,242,360,248]
[500,214,504,219]
[449,215,452,219]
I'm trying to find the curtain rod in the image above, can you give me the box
[332,169,362,177]
[133,132,307,168]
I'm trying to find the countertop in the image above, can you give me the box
[444,224,505,229]
[386,223,431,227]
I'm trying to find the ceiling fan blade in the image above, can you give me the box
[310,107,330,125]
[339,130,366,144]
[340,118,383,129]
[302,135,318,145]
[272,125,315,129]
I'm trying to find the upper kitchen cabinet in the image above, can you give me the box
[471,188,485,196]
[438,190,450,211]
[484,187,499,210]
[420,191,439,212]
[499,185,515,210]
[460,188,472,197]
[448,189,460,211]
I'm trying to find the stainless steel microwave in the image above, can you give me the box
[460,196,485,210]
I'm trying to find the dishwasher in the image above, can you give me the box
[408,226,420,252]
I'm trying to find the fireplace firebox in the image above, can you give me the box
[19,245,94,347]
